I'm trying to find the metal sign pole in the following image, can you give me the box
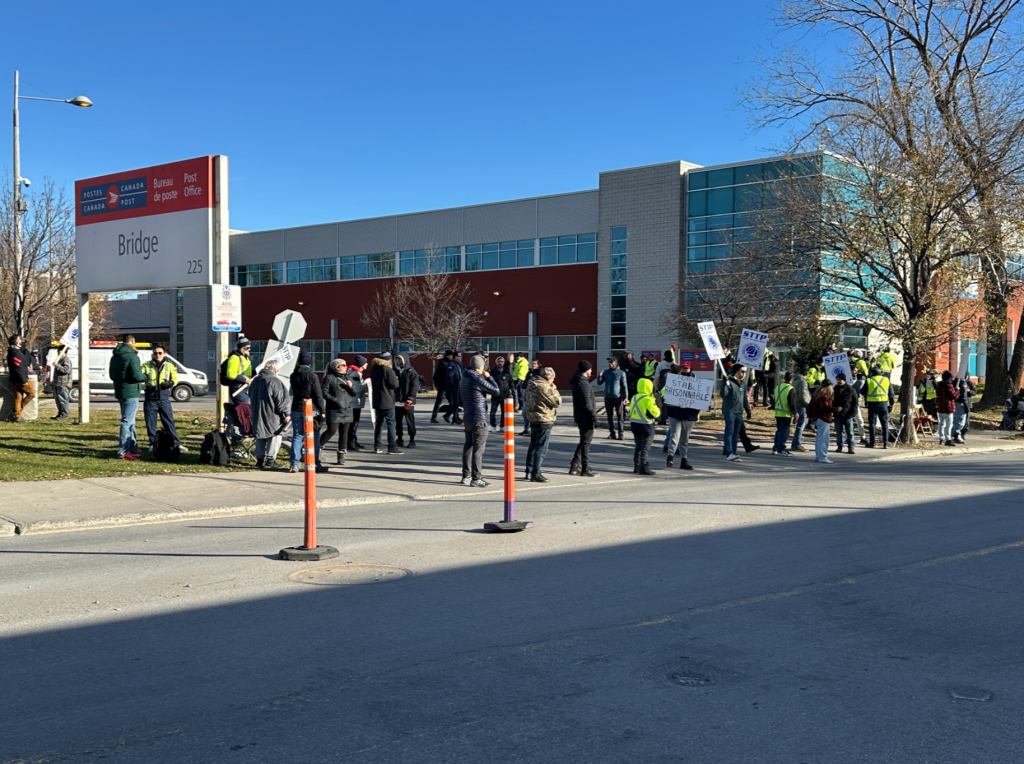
[77,294,90,424]
[214,156,230,431]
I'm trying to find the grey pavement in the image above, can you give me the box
[1,450,1023,762]
[2,412,1021,536]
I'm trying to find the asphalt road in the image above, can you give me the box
[2,450,1023,763]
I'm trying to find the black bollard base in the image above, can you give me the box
[483,520,533,533]
[279,545,340,561]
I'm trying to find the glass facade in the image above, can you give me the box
[341,252,395,280]
[466,240,535,271]
[610,227,627,350]
[539,233,597,266]
[400,247,461,275]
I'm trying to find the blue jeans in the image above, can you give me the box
[815,418,832,461]
[291,412,322,467]
[525,426,551,475]
[144,398,180,447]
[953,403,968,435]
[489,396,504,428]
[723,411,743,456]
[373,407,397,450]
[792,406,808,448]
[835,416,854,448]
[774,417,791,452]
[54,385,71,417]
[117,397,139,457]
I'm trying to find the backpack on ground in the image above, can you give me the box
[154,429,181,463]
[199,430,231,466]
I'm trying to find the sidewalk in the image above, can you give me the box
[2,415,1020,537]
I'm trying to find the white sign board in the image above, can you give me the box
[58,317,92,352]
[697,322,726,361]
[823,352,853,385]
[738,329,768,370]
[211,284,242,332]
[74,157,216,293]
[662,373,714,411]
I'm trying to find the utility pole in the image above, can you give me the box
[13,70,24,338]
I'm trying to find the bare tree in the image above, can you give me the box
[361,244,484,360]
[0,176,77,346]
[747,0,1024,404]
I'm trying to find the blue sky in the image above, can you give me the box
[4,0,797,231]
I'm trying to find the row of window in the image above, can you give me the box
[231,233,598,287]
[687,157,820,191]
[609,226,628,351]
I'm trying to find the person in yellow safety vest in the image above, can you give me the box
[512,354,529,412]
[865,366,894,448]
[806,364,821,386]
[772,371,796,456]
[918,369,938,417]
[224,337,254,402]
[628,377,661,475]
[643,355,658,379]
[140,344,182,454]
[854,356,869,377]
[877,349,897,374]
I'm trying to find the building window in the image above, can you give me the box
[400,247,461,276]
[465,239,536,271]
[610,226,627,351]
[175,289,184,360]
[340,253,395,280]
[298,340,332,372]
[335,339,388,354]
[286,258,337,283]
[233,262,284,286]
[539,233,597,266]
[537,335,598,352]
[466,336,531,353]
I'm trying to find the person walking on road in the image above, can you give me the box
[597,356,627,440]
[772,371,796,456]
[321,358,356,465]
[525,367,561,482]
[865,366,894,448]
[346,355,368,451]
[109,334,144,460]
[250,360,290,470]
[628,377,660,475]
[370,352,402,455]
[458,355,500,487]
[719,363,749,462]
[6,334,35,423]
[832,372,859,455]
[488,355,513,433]
[51,345,73,420]
[935,370,960,446]
[395,353,420,448]
[790,365,812,452]
[569,361,599,477]
[141,344,182,455]
[430,351,450,423]
[808,380,835,463]
[661,362,698,470]
[444,352,464,424]
[289,351,327,473]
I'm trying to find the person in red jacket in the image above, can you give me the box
[935,370,960,446]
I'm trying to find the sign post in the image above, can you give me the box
[484,397,532,532]
[77,295,90,424]
[213,156,230,432]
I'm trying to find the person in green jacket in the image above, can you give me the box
[109,334,144,460]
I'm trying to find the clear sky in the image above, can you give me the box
[3,0,797,232]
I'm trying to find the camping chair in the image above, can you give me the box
[913,404,935,436]
[223,401,256,460]
[999,399,1024,431]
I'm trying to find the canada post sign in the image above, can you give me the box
[75,156,216,293]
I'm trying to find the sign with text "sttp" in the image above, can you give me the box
[738,329,769,370]
[662,373,714,411]
[75,156,216,294]
[823,352,853,385]
[697,322,726,361]
[58,317,92,352]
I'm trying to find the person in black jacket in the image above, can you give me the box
[289,351,327,473]
[621,351,643,400]
[370,352,402,454]
[832,372,859,454]
[6,334,35,422]
[488,355,513,432]
[395,353,421,448]
[458,355,500,486]
[430,351,450,423]
[321,358,356,465]
[569,361,599,477]
[444,352,464,424]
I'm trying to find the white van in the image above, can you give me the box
[44,344,210,402]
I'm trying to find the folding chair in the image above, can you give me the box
[913,404,935,436]
[223,402,256,460]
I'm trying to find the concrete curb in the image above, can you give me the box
[871,440,1024,462]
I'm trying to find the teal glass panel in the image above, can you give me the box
[611,226,627,240]
[734,163,763,184]
[576,243,596,262]
[688,191,707,217]
[688,171,708,190]
[707,187,733,215]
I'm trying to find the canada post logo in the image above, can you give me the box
[80,176,148,217]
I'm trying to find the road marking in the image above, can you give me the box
[633,538,1024,627]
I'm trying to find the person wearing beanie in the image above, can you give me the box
[224,336,254,403]
[369,352,402,454]
[569,360,599,477]
[346,355,369,451]
[458,353,501,486]
[394,353,420,448]
[444,352,465,425]
[832,372,859,455]
[288,350,327,473]
[487,355,514,433]
[597,356,627,440]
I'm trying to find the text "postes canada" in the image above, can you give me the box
[118,231,158,259]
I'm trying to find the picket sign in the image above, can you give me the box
[823,352,853,385]
[662,373,714,411]
[738,329,768,370]
[697,322,726,361]
[58,317,92,353]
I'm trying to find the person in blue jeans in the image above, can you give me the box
[719,364,749,462]
[289,351,327,473]
[772,371,796,455]
[790,366,812,452]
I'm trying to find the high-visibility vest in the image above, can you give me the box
[806,367,820,385]
[763,349,775,370]
[878,353,896,372]
[866,376,890,403]
[644,360,657,378]
[919,379,936,400]
[629,393,657,424]
[774,383,794,417]
[141,359,178,390]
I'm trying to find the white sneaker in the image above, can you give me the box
[727,454,740,462]
[178,445,189,453]
[779,449,792,457]
[460,477,472,486]
[817,458,834,464]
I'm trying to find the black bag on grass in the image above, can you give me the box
[199,431,230,466]
[155,429,180,463]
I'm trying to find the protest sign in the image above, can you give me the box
[697,322,726,360]
[823,352,853,385]
[738,329,768,370]
[58,317,92,352]
[662,373,714,411]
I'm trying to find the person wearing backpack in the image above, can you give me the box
[141,344,184,457]
[222,337,253,402]
[109,334,144,461]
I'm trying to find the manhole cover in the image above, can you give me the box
[288,565,409,586]
[670,671,713,686]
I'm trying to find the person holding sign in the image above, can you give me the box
[628,377,660,475]
[832,373,859,454]
[719,364,750,462]
[660,362,699,470]
[51,346,73,420]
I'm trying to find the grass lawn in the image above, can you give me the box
[0,409,252,482]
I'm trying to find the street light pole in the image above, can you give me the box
[13,70,24,338]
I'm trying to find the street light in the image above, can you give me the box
[12,70,92,339]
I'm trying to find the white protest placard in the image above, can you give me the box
[738,329,768,370]
[697,321,726,361]
[823,352,853,385]
[662,373,714,411]
[58,317,92,352]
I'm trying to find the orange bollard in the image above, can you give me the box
[484,396,533,533]
[279,398,340,561]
